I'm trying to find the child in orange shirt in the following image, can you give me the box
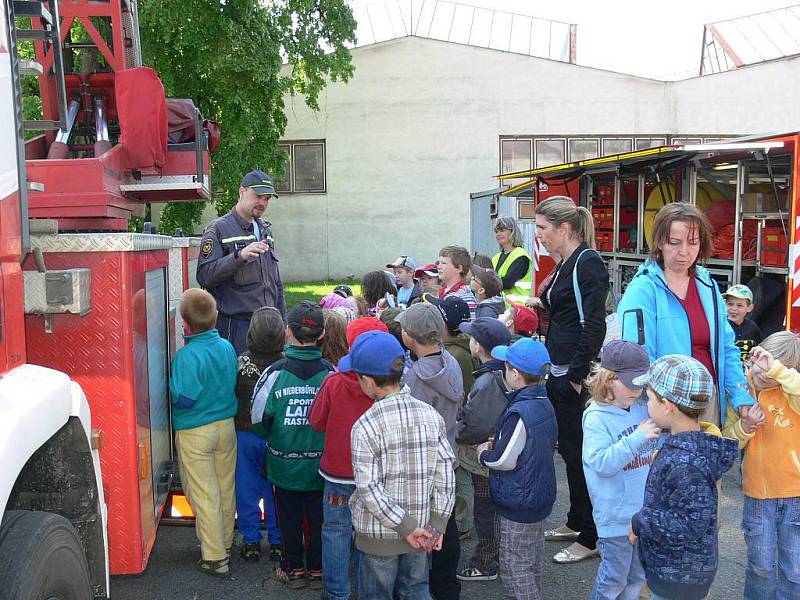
[723,331,799,599]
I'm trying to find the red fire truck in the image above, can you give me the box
[0,1,211,597]
[498,134,799,336]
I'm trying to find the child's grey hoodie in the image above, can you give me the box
[402,348,464,467]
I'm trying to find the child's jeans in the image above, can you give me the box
[590,536,646,600]
[742,495,800,600]
[175,418,237,561]
[322,480,361,599]
[499,516,544,600]
[234,431,281,546]
[358,550,430,600]
[273,487,323,573]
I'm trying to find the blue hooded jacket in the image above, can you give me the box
[616,260,752,423]
[582,399,658,538]
[631,429,738,600]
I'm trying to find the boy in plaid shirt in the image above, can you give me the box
[343,331,456,600]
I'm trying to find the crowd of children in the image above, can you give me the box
[169,241,798,600]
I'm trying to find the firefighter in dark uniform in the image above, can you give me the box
[196,170,287,353]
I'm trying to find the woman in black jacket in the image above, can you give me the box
[536,196,609,564]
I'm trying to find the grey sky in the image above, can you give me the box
[348,0,796,79]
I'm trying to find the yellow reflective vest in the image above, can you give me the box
[492,246,532,305]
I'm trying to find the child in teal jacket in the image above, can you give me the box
[169,288,238,578]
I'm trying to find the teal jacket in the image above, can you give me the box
[617,261,753,423]
[251,345,333,491]
[169,329,238,430]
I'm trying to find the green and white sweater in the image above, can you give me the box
[251,345,332,491]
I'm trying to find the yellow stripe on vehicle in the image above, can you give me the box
[497,146,677,180]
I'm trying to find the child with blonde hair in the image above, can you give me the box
[582,340,659,600]
[170,288,238,578]
[724,331,798,599]
[319,309,349,367]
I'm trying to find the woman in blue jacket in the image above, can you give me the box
[617,202,754,425]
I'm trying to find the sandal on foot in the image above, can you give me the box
[240,542,261,562]
[552,542,599,564]
[286,568,308,589]
[308,569,323,590]
[196,556,231,578]
[544,526,580,541]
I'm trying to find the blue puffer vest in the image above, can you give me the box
[489,383,558,523]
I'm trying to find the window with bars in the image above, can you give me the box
[275,141,326,193]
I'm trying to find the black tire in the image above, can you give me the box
[0,510,92,600]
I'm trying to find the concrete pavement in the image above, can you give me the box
[111,461,748,599]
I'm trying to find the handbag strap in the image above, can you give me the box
[572,248,595,327]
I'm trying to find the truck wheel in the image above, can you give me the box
[0,510,92,600]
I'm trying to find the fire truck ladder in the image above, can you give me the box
[11,0,68,130]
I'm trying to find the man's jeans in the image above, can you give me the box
[322,480,360,599]
[359,551,431,600]
[590,536,646,600]
[742,495,800,600]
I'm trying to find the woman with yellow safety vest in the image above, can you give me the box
[491,216,533,305]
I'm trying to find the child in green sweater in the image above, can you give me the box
[251,300,334,590]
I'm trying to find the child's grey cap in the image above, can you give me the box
[394,303,444,340]
[648,354,713,410]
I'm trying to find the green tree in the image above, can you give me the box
[138,0,357,234]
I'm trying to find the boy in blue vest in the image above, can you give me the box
[477,338,558,600]
[170,288,238,578]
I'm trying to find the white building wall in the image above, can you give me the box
[199,36,800,281]
[667,56,800,133]
[271,37,672,281]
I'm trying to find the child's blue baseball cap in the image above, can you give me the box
[491,337,550,375]
[338,330,405,376]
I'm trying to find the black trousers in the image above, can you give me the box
[273,487,323,572]
[216,313,250,355]
[546,375,598,550]
[429,512,461,600]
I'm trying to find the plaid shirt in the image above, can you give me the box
[350,390,456,556]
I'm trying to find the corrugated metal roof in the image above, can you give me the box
[349,0,576,63]
[701,5,800,75]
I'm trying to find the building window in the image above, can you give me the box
[518,201,536,220]
[635,137,667,150]
[275,140,326,193]
[669,137,703,145]
[500,138,533,189]
[569,138,599,162]
[602,138,633,156]
[535,138,566,168]
[501,138,532,174]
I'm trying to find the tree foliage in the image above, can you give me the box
[138,0,357,234]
